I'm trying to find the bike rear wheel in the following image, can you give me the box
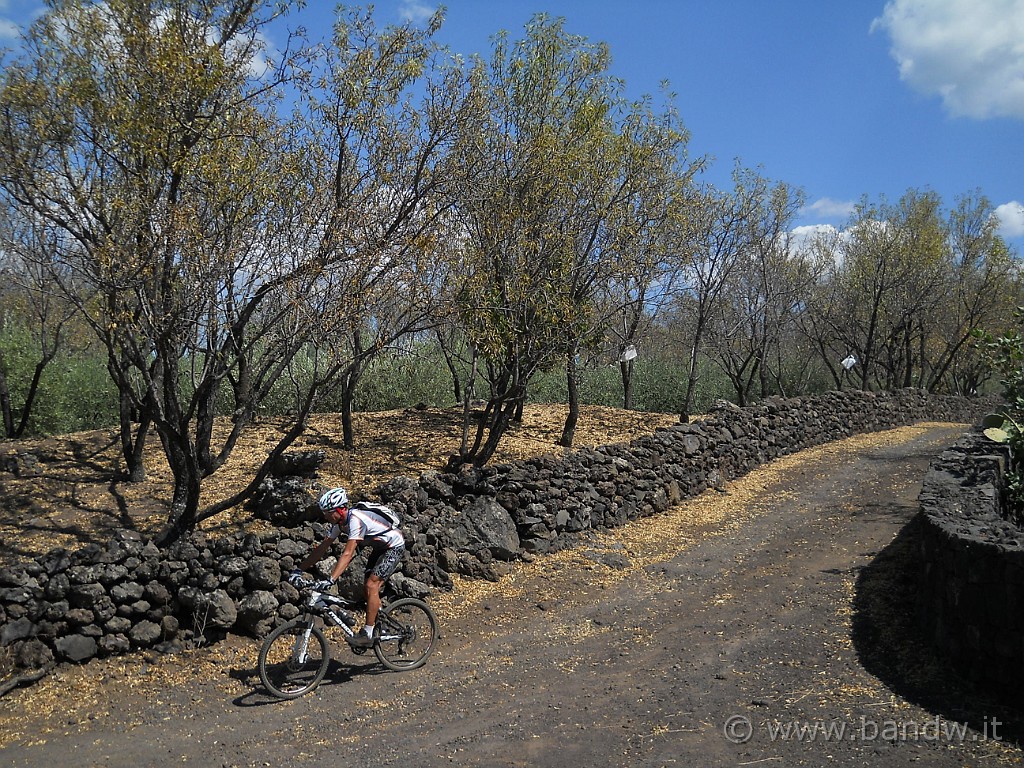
[374,597,438,671]
[258,617,330,699]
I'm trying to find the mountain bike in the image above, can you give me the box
[257,576,439,699]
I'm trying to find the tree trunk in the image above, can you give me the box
[154,438,202,547]
[194,374,221,476]
[156,482,200,547]
[453,379,524,469]
[118,392,148,482]
[558,350,580,448]
[681,334,703,423]
[758,350,770,400]
[128,414,151,483]
[735,380,747,407]
[195,405,313,522]
[902,325,914,388]
[436,329,462,404]
[741,355,759,406]
[12,358,48,437]
[0,341,60,438]
[341,376,359,450]
[341,409,355,450]
[0,358,14,438]
[472,396,521,467]
[457,346,480,463]
[619,358,634,411]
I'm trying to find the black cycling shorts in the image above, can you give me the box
[365,544,405,580]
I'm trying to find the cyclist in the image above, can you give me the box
[290,487,405,647]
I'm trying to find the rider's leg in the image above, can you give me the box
[365,573,385,630]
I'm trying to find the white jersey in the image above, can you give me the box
[330,507,404,549]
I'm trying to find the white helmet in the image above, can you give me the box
[318,487,349,512]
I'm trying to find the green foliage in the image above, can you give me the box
[24,358,111,435]
[350,348,460,412]
[0,324,116,435]
[977,309,1024,519]
[981,413,1024,523]
[526,355,733,415]
[0,3,1015,471]
[0,328,799,437]
[976,310,1024,407]
[252,339,743,419]
[813,188,1020,393]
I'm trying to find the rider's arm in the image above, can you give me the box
[296,534,336,572]
[328,536,361,582]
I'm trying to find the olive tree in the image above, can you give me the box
[800,188,1017,394]
[0,207,90,437]
[926,190,1020,393]
[451,14,700,461]
[0,0,321,543]
[572,98,700,427]
[673,173,754,422]
[799,191,941,391]
[702,171,812,405]
[290,5,469,450]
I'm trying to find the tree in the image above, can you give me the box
[805,189,946,391]
[799,188,1018,394]
[0,0,320,543]
[578,98,700,421]
[924,190,1020,393]
[292,5,468,450]
[674,171,756,421]
[451,14,700,462]
[555,97,699,446]
[702,170,810,405]
[0,207,89,437]
[448,15,611,465]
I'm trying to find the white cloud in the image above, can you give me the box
[790,224,841,253]
[398,1,436,24]
[995,201,1024,237]
[0,18,18,39]
[871,0,1024,120]
[803,197,856,220]
[793,224,840,239]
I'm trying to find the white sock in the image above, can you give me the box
[363,624,374,636]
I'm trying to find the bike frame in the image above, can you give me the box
[292,587,407,654]
[290,590,356,662]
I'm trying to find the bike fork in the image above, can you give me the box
[292,621,315,663]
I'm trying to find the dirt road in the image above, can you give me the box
[2,423,1021,767]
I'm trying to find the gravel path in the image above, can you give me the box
[2,422,1021,767]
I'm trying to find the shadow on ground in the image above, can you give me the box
[228,647,399,707]
[851,513,1023,744]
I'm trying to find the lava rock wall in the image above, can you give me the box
[0,389,995,671]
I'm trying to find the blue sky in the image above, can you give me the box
[377,0,1024,247]
[2,0,1022,247]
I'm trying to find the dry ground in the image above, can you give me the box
[0,404,678,567]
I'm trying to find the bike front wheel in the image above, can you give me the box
[258,617,330,699]
[374,598,438,672]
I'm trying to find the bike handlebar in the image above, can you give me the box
[288,574,353,605]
